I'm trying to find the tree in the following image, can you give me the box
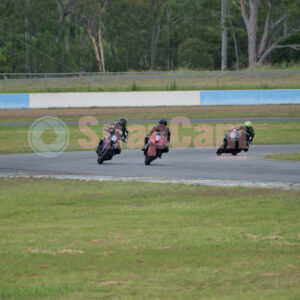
[221,0,228,70]
[25,0,32,72]
[178,38,214,69]
[150,0,167,70]
[238,0,300,67]
[56,0,74,53]
[74,0,107,72]
[0,0,299,72]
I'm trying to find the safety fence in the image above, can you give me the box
[0,70,300,93]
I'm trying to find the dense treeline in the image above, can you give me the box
[0,0,299,73]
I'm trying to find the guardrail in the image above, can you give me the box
[0,70,300,93]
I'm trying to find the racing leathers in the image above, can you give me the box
[223,125,255,150]
[96,123,128,155]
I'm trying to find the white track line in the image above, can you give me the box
[1,172,299,190]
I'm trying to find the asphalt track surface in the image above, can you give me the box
[1,145,300,189]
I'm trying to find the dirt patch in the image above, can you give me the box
[103,251,115,256]
[239,231,258,239]
[36,264,50,269]
[58,249,84,255]
[86,266,98,270]
[26,248,83,255]
[286,264,297,269]
[90,239,104,244]
[276,241,300,246]
[260,273,280,277]
[26,248,56,255]
[237,262,265,266]
[98,281,132,286]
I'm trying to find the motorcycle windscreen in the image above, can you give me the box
[150,133,165,143]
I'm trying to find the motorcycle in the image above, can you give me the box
[96,129,122,164]
[216,127,250,156]
[144,129,168,165]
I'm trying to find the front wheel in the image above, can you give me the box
[97,148,111,164]
[216,148,223,156]
[145,156,155,165]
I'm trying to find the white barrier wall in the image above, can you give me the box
[29,91,200,108]
[2,89,300,109]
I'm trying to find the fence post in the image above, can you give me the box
[3,74,6,92]
[45,74,48,92]
[216,72,219,90]
[260,71,263,89]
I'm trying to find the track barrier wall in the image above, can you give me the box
[0,94,29,109]
[1,89,300,109]
[200,89,300,105]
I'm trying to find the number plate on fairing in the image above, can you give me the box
[111,135,117,142]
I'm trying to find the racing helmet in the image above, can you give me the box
[118,118,127,127]
[244,121,252,128]
[159,118,167,126]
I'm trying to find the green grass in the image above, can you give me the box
[1,70,300,93]
[1,104,300,124]
[0,121,300,154]
[0,178,299,299]
[266,152,300,161]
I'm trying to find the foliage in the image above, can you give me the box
[178,38,214,70]
[0,0,299,72]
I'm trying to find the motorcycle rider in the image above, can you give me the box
[96,118,128,156]
[240,121,255,145]
[142,118,171,158]
[222,121,255,150]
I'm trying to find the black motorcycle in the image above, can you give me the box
[216,128,250,156]
[96,130,119,164]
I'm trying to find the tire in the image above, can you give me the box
[216,148,223,156]
[145,156,155,165]
[232,149,241,156]
[97,148,111,164]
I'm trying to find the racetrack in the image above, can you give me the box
[1,145,300,189]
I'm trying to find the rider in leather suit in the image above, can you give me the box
[142,118,171,158]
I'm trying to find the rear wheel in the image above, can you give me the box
[232,149,241,156]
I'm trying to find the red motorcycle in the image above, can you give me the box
[144,130,168,165]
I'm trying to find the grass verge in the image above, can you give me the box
[0,178,299,299]
[266,152,300,161]
[1,104,300,124]
[0,121,300,154]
